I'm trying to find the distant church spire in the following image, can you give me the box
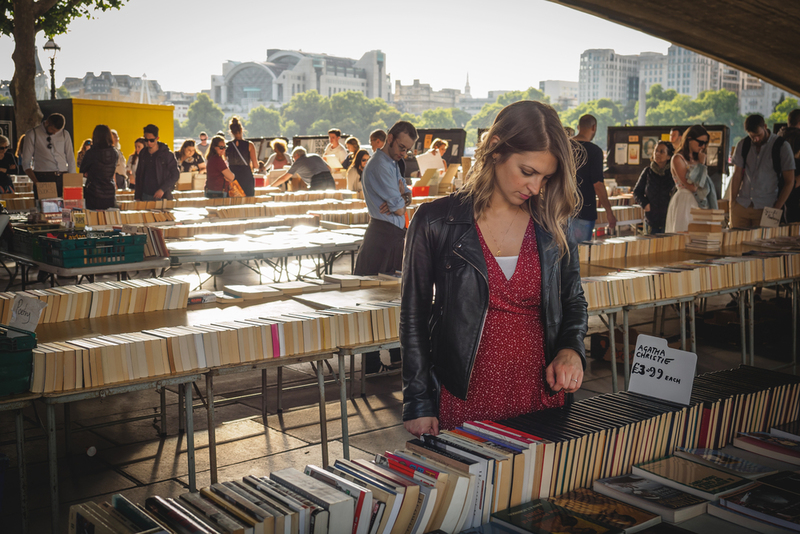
[465,73,471,98]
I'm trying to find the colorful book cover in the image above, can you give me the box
[720,482,800,531]
[738,432,800,460]
[633,455,749,498]
[490,499,623,534]
[675,447,777,477]
[550,488,660,532]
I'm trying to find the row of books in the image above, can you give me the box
[310,209,372,226]
[1,197,36,210]
[486,366,800,503]
[268,190,358,202]
[685,208,724,252]
[578,224,800,263]
[219,275,399,301]
[581,253,800,310]
[207,200,367,220]
[30,300,400,392]
[84,209,177,226]
[159,215,318,239]
[596,205,645,225]
[578,234,688,263]
[0,277,189,324]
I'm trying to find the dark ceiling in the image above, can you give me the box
[547,0,800,95]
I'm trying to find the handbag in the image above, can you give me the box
[226,179,245,197]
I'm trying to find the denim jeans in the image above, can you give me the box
[570,217,595,243]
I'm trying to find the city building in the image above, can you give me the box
[637,52,667,94]
[210,49,391,114]
[740,80,797,117]
[1,52,56,102]
[538,80,579,109]
[163,91,197,124]
[454,74,511,116]
[392,79,461,115]
[665,46,716,98]
[578,49,640,104]
[62,72,165,104]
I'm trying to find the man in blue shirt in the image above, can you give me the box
[356,120,416,373]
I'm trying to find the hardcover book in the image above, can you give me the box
[550,488,661,533]
[719,482,800,532]
[592,474,707,523]
[674,447,777,478]
[490,499,623,534]
[734,433,800,465]
[632,455,750,500]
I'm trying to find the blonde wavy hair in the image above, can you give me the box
[461,100,583,257]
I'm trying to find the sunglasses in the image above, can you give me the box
[47,135,52,149]
[693,139,708,147]
[144,138,157,143]
[0,146,8,150]
[214,145,225,150]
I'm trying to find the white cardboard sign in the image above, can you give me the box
[628,334,696,405]
[8,294,46,336]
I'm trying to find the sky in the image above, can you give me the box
[0,0,672,99]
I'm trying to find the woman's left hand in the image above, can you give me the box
[545,349,584,393]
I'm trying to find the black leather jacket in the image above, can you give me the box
[400,193,588,422]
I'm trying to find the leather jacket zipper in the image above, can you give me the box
[454,247,489,386]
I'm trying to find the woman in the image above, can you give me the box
[126,137,145,189]
[0,135,17,193]
[346,149,370,192]
[80,125,118,210]
[431,138,449,171]
[175,139,206,173]
[265,139,291,171]
[402,100,588,436]
[226,117,258,196]
[341,136,360,170]
[205,135,235,198]
[665,125,712,233]
[76,138,92,167]
[110,130,127,189]
[633,141,674,234]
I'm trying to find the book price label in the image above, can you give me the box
[628,334,696,405]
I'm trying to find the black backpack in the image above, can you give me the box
[741,135,787,189]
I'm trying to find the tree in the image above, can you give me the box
[56,85,70,99]
[185,93,224,137]
[561,99,625,149]
[246,106,282,137]
[466,102,504,131]
[417,108,457,129]
[497,87,549,106]
[768,98,799,126]
[282,91,328,134]
[450,108,471,128]
[1,0,127,135]
[308,118,333,135]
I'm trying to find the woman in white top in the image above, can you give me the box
[665,125,710,233]
[346,149,370,192]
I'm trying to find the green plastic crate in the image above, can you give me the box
[0,324,37,397]
[11,224,61,261]
[39,233,147,268]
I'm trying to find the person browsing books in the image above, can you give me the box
[665,125,715,232]
[134,123,179,201]
[633,141,675,234]
[264,138,291,171]
[80,125,118,210]
[226,117,258,197]
[271,146,335,190]
[401,101,588,437]
[204,135,235,198]
[346,149,369,192]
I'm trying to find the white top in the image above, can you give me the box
[324,143,348,164]
[495,255,519,280]
[21,122,75,173]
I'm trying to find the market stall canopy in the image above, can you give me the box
[547,0,800,95]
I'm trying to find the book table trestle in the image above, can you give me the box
[0,392,37,534]
[40,371,202,534]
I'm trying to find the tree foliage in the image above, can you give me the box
[497,87,549,106]
[3,0,128,133]
[183,93,224,137]
[417,108,457,129]
[245,106,282,137]
[561,99,625,149]
[769,98,799,126]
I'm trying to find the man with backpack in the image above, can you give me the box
[729,114,796,228]
[780,109,800,222]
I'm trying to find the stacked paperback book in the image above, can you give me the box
[685,208,725,252]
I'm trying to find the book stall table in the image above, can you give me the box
[0,392,38,534]
[0,250,170,290]
[203,349,340,485]
[337,339,401,398]
[39,371,202,534]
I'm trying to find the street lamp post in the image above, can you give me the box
[43,38,61,100]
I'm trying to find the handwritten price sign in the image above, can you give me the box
[628,334,696,405]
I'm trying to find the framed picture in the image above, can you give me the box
[642,136,659,160]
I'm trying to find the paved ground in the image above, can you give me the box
[0,256,795,533]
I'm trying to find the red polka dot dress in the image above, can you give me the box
[439,218,564,430]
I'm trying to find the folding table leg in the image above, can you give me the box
[316,363,329,468]
[185,383,196,492]
[339,355,350,460]
[16,410,28,534]
[206,375,217,485]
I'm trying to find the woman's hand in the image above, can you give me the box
[404,417,439,438]
[697,150,707,165]
[545,349,584,393]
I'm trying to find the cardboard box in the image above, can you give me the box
[62,173,83,188]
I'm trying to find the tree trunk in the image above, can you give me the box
[11,0,43,136]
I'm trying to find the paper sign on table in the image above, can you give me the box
[8,294,46,336]
[760,207,782,227]
[36,181,57,199]
[628,334,696,405]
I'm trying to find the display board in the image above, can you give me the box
[605,125,730,189]
[292,135,329,156]
[247,137,289,161]
[413,128,466,166]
